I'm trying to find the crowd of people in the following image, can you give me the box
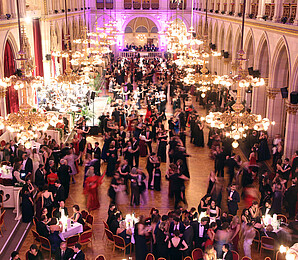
[123,43,159,52]
[3,54,298,260]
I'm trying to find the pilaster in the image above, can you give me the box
[256,0,266,19]
[272,0,283,22]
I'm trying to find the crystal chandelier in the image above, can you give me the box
[202,0,274,149]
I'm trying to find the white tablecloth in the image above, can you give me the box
[59,222,83,241]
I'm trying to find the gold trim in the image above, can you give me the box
[266,86,280,99]
[285,100,298,115]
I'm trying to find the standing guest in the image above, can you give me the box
[277,158,292,187]
[169,217,185,235]
[214,146,225,177]
[54,241,74,260]
[131,136,140,168]
[21,152,33,177]
[144,126,153,154]
[54,180,65,207]
[198,217,209,249]
[63,149,79,184]
[207,171,216,194]
[157,126,168,163]
[57,159,71,199]
[41,186,54,218]
[272,134,282,169]
[47,168,58,192]
[258,132,271,162]
[229,216,240,252]
[271,177,285,214]
[76,120,90,165]
[285,178,298,219]
[84,166,101,212]
[205,222,217,248]
[85,143,93,159]
[291,150,298,177]
[214,222,231,257]
[198,194,212,214]
[10,251,20,260]
[71,243,85,260]
[106,142,118,177]
[28,244,43,260]
[134,215,149,260]
[93,142,101,160]
[222,244,233,260]
[242,223,256,258]
[21,184,34,223]
[155,221,169,259]
[146,152,155,190]
[227,184,240,216]
[168,230,188,260]
[226,154,238,185]
[35,164,46,191]
[31,148,41,183]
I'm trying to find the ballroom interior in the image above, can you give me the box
[0,0,297,260]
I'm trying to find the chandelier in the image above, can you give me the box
[0,1,49,145]
[202,0,274,149]
[136,34,146,42]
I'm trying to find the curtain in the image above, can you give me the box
[4,41,19,114]
[33,18,44,77]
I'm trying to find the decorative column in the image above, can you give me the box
[220,1,225,12]
[0,90,7,117]
[266,86,283,138]
[294,4,298,25]
[283,101,298,158]
[273,0,283,22]
[256,0,266,19]
[234,0,241,16]
[251,78,268,117]
[245,0,251,17]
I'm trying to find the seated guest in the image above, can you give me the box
[55,241,74,260]
[198,194,211,214]
[222,243,233,260]
[204,245,217,260]
[116,220,132,245]
[53,201,68,219]
[28,244,43,260]
[169,216,185,236]
[261,200,274,216]
[10,251,20,260]
[36,215,50,238]
[264,224,278,240]
[70,205,85,225]
[207,200,220,219]
[71,243,85,260]
[12,162,25,186]
[107,204,117,227]
[249,200,261,222]
[110,212,122,235]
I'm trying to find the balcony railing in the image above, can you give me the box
[119,51,163,59]
[124,3,132,9]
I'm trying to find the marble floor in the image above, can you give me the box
[16,98,273,260]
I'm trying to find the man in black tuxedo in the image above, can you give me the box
[112,107,120,125]
[169,217,185,236]
[54,180,65,207]
[198,217,208,249]
[225,153,238,185]
[285,178,298,219]
[35,164,46,190]
[261,200,274,216]
[9,140,18,164]
[222,244,233,260]
[281,158,292,187]
[93,142,101,160]
[57,159,71,199]
[71,243,85,260]
[131,137,140,168]
[21,152,33,176]
[53,201,68,219]
[189,215,199,248]
[55,241,73,260]
[144,126,153,154]
[110,213,122,235]
[36,215,50,238]
[227,184,240,216]
[292,151,298,177]
[60,143,70,159]
[182,219,194,257]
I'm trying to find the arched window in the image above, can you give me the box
[136,26,148,33]
[151,26,158,33]
[125,26,133,33]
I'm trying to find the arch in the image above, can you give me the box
[225,24,233,53]
[135,26,148,33]
[255,32,271,71]
[151,26,158,33]
[213,21,218,47]
[208,20,213,43]
[244,29,254,69]
[121,14,162,32]
[2,31,19,69]
[291,56,298,92]
[219,23,225,51]
[125,26,133,33]
[233,26,242,60]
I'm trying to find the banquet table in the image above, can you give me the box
[59,222,83,241]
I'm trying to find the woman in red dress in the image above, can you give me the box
[83,166,102,212]
[205,222,217,248]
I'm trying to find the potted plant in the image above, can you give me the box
[221,11,225,14]
[215,10,219,13]
[248,14,254,19]
[281,17,287,24]
[54,10,58,13]
[262,15,268,21]
[229,11,233,15]
[61,9,65,12]
[210,9,213,12]
[68,8,71,12]
[75,8,77,11]
[238,12,242,17]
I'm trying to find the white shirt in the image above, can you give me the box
[22,159,27,171]
[223,252,227,259]
[72,250,81,259]
[229,190,234,198]
[199,224,204,237]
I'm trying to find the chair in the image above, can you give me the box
[183,257,192,260]
[277,214,288,224]
[81,210,89,219]
[231,250,240,260]
[275,251,286,260]
[31,229,41,244]
[192,248,203,260]
[84,214,94,231]
[104,228,115,248]
[0,210,6,236]
[102,220,109,240]
[66,234,79,247]
[79,230,93,247]
[95,255,106,260]
[113,235,132,256]
[39,236,51,259]
[145,253,155,260]
[253,229,261,250]
[25,250,29,260]
[32,216,39,227]
[241,257,252,260]
[260,236,275,256]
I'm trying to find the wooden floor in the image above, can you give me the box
[16,99,272,260]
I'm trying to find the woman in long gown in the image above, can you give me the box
[249,147,258,166]
[139,132,148,157]
[214,222,231,256]
[21,184,34,223]
[258,132,271,162]
[84,166,101,212]
[157,128,168,163]
[271,178,285,214]
[205,222,217,248]
[168,230,188,260]
[230,216,241,252]
[31,148,40,183]
[101,132,112,161]
[155,221,169,259]
[134,216,149,260]
[194,120,204,147]
[106,142,118,177]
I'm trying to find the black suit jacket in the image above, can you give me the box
[94,147,101,160]
[35,168,45,189]
[55,185,65,202]
[72,250,85,260]
[261,206,274,216]
[169,221,185,235]
[223,250,233,260]
[183,226,194,246]
[36,221,49,238]
[57,165,71,184]
[25,158,33,174]
[132,141,139,154]
[145,131,153,142]
[227,189,240,211]
[55,247,74,260]
[53,207,69,219]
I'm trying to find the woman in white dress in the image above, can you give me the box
[31,148,41,183]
